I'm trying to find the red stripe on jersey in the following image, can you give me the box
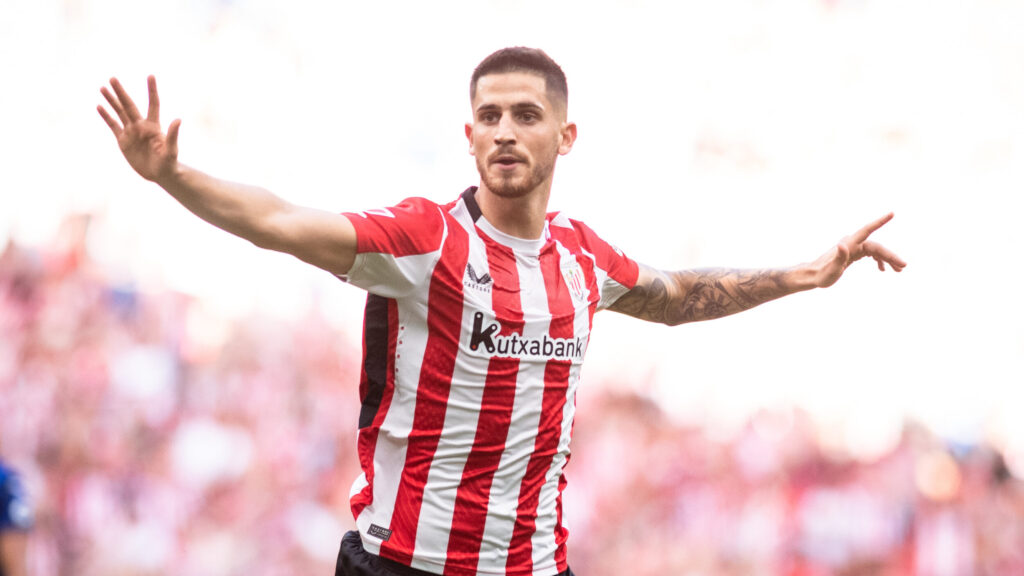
[351,296,400,519]
[380,214,470,566]
[444,235,523,575]
[506,246,575,573]
[344,197,445,257]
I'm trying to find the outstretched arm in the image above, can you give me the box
[609,213,906,325]
[98,76,357,276]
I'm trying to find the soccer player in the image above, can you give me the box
[98,47,905,576]
[0,460,31,576]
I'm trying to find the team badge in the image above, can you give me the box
[561,261,587,304]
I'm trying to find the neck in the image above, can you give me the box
[474,182,552,240]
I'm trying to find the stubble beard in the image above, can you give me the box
[476,153,556,199]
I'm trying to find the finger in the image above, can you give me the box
[110,77,142,122]
[97,105,123,137]
[101,86,129,126]
[167,118,181,158]
[147,75,160,123]
[850,212,894,245]
[863,242,907,272]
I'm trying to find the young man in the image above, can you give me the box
[99,47,905,576]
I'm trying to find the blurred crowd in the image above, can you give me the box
[2,220,1023,576]
[569,395,1024,576]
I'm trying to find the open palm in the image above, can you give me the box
[98,76,180,182]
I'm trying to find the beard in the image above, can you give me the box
[476,150,556,198]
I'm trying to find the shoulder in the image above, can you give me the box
[548,212,619,252]
[344,196,450,256]
[548,212,639,287]
[347,196,445,221]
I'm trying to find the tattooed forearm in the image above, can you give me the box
[679,268,794,323]
[610,267,799,325]
[608,275,671,320]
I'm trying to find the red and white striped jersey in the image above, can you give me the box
[340,187,639,576]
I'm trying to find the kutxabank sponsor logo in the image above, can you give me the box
[469,312,584,360]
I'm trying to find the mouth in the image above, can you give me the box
[487,148,524,162]
[490,152,525,168]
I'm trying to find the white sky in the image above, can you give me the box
[3,0,1023,455]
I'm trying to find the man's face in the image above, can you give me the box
[466,72,575,199]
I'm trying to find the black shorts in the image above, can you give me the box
[335,531,576,576]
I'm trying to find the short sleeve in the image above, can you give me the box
[564,218,640,310]
[340,197,448,299]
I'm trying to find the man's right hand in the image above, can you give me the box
[98,76,180,183]
[96,75,358,276]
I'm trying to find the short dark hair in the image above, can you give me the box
[470,47,568,112]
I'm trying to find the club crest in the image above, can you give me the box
[561,261,587,304]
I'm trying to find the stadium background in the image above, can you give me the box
[2,0,1023,573]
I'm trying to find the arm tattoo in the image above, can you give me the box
[611,267,794,325]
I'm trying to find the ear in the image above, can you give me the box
[465,122,475,155]
[558,122,577,155]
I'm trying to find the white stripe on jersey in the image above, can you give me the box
[476,248,554,575]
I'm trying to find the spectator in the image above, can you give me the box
[0,458,32,576]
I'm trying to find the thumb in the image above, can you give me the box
[167,118,181,159]
[834,242,850,268]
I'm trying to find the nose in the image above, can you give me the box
[494,113,516,145]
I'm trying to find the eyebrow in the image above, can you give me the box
[475,102,546,115]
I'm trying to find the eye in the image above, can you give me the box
[518,111,538,122]
[480,111,499,123]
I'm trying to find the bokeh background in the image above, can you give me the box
[2,0,1023,574]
